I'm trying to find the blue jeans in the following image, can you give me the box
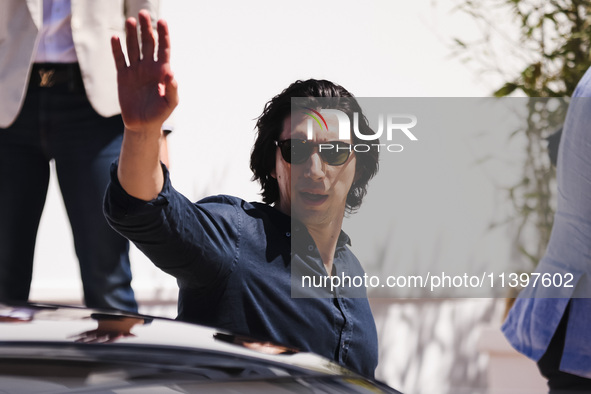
[0,66,137,312]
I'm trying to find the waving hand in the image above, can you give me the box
[111,10,178,134]
[111,11,178,201]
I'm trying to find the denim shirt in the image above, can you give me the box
[502,68,591,379]
[104,163,378,377]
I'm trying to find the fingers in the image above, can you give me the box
[124,11,163,65]
[139,10,155,62]
[125,17,140,65]
[111,36,127,71]
[157,19,171,64]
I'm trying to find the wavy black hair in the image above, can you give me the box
[250,79,379,213]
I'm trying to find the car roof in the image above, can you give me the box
[0,303,350,373]
[0,303,401,393]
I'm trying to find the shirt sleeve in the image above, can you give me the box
[502,68,591,371]
[103,161,240,290]
[541,73,591,296]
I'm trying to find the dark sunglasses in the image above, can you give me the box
[275,139,352,166]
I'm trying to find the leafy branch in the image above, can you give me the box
[453,0,591,266]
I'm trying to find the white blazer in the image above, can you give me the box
[0,0,159,128]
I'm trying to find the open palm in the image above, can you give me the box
[111,10,178,134]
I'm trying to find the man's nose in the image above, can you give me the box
[305,150,326,180]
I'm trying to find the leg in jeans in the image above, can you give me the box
[48,83,138,313]
[0,88,50,302]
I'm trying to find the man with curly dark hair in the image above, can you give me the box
[104,11,380,377]
[251,80,379,214]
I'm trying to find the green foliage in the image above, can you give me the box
[454,0,591,267]
[456,0,591,97]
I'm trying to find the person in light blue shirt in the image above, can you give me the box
[502,67,591,391]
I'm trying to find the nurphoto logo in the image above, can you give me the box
[303,107,418,153]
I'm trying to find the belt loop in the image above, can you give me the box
[68,64,76,92]
[73,64,85,93]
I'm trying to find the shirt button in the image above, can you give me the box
[286,232,290,237]
[307,245,314,251]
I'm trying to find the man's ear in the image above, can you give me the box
[270,168,277,179]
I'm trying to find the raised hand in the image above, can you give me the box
[111,10,178,134]
[111,11,177,200]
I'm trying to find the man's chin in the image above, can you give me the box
[291,207,328,226]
